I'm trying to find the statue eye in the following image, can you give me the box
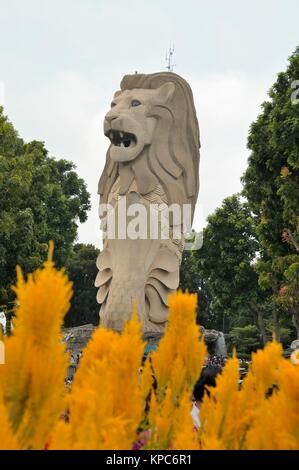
[131,99,141,107]
[111,102,116,108]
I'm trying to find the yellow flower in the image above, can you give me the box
[0,398,19,450]
[171,391,200,450]
[51,310,146,450]
[151,291,206,397]
[245,357,299,450]
[200,355,240,450]
[0,241,71,449]
[147,291,206,449]
[2,249,299,451]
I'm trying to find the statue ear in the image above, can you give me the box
[113,90,122,98]
[155,82,175,104]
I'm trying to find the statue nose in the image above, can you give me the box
[105,113,118,125]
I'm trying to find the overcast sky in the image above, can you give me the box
[0,0,298,248]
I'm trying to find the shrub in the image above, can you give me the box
[228,324,261,355]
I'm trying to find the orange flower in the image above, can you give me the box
[0,241,71,449]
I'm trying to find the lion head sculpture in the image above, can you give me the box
[98,72,200,221]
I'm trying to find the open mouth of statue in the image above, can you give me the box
[107,130,137,148]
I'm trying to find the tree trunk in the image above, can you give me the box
[292,311,299,340]
[250,301,268,347]
[4,312,12,336]
[257,310,268,347]
[272,308,281,342]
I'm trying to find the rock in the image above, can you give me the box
[62,323,228,363]
[202,328,227,357]
[203,329,219,344]
[63,324,96,357]
[290,339,299,351]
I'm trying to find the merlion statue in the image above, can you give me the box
[96,72,200,335]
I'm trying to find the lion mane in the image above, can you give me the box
[98,72,200,221]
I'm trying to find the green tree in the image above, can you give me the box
[0,107,91,308]
[64,244,100,327]
[228,325,261,356]
[242,47,299,338]
[194,194,270,345]
[179,250,214,328]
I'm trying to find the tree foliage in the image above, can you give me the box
[64,244,100,327]
[242,47,299,338]
[180,48,299,347]
[229,325,261,356]
[0,107,91,308]
[179,250,213,327]
[202,196,268,333]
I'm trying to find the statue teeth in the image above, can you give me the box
[120,141,125,147]
[120,132,124,139]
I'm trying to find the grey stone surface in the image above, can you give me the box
[62,323,227,358]
[63,323,96,356]
[290,339,299,351]
[201,327,227,357]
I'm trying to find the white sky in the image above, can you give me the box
[0,0,298,248]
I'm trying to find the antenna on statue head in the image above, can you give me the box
[165,44,176,72]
